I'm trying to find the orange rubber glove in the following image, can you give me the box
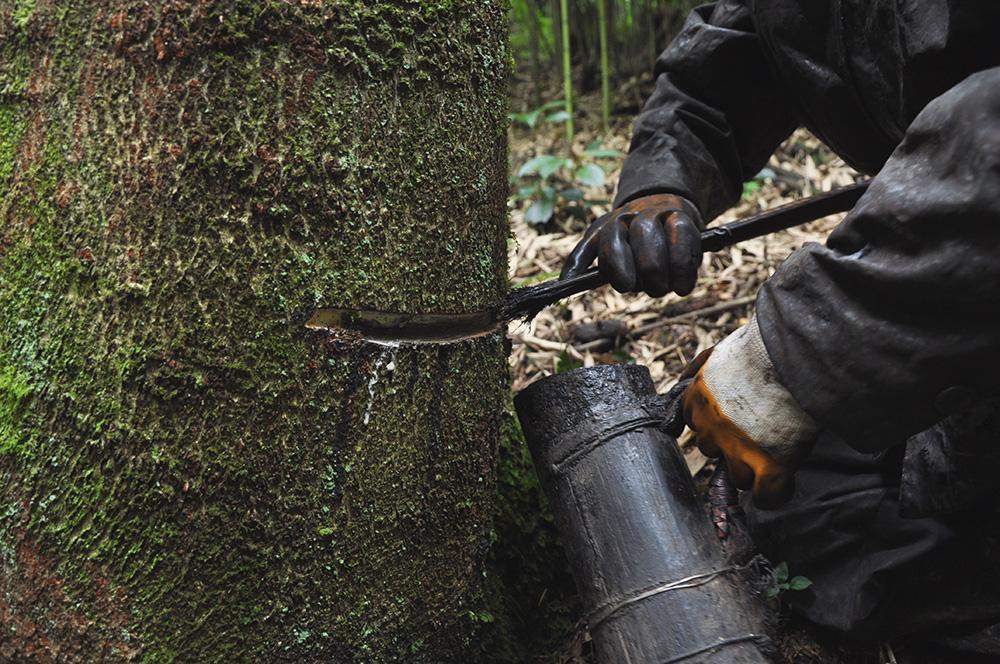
[681,316,820,508]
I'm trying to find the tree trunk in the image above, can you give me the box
[0,2,509,662]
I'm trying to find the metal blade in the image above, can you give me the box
[306,307,503,345]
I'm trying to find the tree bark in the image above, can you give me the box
[0,2,509,662]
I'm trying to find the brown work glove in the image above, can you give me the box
[560,194,703,297]
[681,316,820,509]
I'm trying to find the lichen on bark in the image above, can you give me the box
[0,1,510,661]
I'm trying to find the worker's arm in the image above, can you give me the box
[615,0,797,217]
[756,67,1000,453]
[563,0,798,295]
[682,67,1000,505]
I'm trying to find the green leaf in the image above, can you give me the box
[539,157,568,179]
[788,576,813,591]
[774,561,789,583]
[525,198,555,225]
[612,349,635,365]
[560,187,584,201]
[509,110,541,129]
[766,585,781,600]
[585,147,626,159]
[514,269,560,287]
[516,156,543,177]
[546,110,569,124]
[556,348,584,373]
[541,99,566,111]
[516,185,537,200]
[518,155,567,179]
[575,163,605,189]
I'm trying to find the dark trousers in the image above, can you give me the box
[743,433,1000,654]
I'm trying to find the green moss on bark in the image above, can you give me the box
[0,1,510,661]
[0,362,31,457]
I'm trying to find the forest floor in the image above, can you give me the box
[503,83,963,664]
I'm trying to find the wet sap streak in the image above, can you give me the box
[362,344,399,426]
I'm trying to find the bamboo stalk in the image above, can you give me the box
[598,0,611,131]
[559,0,574,148]
[644,0,657,68]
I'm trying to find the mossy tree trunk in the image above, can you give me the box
[0,1,509,661]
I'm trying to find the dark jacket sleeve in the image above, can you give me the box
[756,67,1000,452]
[614,0,798,219]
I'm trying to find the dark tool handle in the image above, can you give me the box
[505,181,869,320]
[698,180,870,251]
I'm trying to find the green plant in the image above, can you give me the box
[741,179,762,200]
[509,0,555,64]
[464,609,496,624]
[556,347,632,374]
[742,167,776,200]
[555,348,583,374]
[509,99,570,131]
[766,561,812,599]
[512,141,624,225]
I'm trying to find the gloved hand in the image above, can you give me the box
[681,316,820,508]
[560,194,703,297]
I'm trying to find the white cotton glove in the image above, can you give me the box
[681,316,819,507]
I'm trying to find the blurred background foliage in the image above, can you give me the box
[509,0,698,117]
[506,0,698,226]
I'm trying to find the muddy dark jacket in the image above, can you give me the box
[618,0,1000,513]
